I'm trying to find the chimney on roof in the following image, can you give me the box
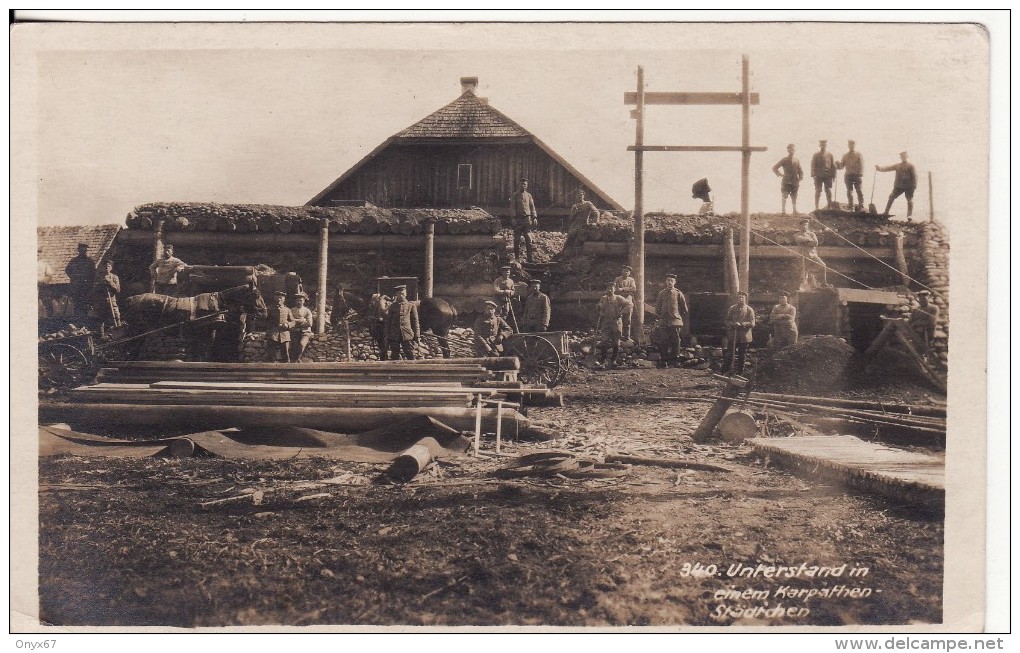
[460,76,479,95]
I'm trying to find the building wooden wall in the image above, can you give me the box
[315,142,615,217]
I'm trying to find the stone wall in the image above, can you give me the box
[916,221,950,367]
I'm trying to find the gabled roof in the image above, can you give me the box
[38,224,121,284]
[397,93,530,139]
[308,89,624,211]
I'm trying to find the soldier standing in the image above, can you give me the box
[383,285,420,360]
[724,291,756,376]
[473,300,513,357]
[64,243,96,318]
[908,290,940,353]
[769,290,798,349]
[613,265,637,342]
[794,219,827,290]
[876,151,918,218]
[92,259,122,328]
[265,291,295,363]
[595,283,632,369]
[492,265,516,323]
[772,144,804,216]
[365,293,392,361]
[836,139,865,211]
[810,140,837,211]
[288,291,315,362]
[149,244,188,296]
[654,274,689,368]
[509,178,537,262]
[519,279,551,332]
[567,188,600,231]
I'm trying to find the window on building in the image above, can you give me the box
[457,164,473,190]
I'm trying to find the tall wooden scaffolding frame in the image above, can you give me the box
[624,56,766,341]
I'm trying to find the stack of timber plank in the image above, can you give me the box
[41,358,548,436]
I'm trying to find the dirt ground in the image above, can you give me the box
[37,366,944,628]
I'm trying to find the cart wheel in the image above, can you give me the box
[505,335,562,387]
[38,344,92,390]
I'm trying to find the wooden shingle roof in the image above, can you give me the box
[396,92,530,139]
[37,224,122,284]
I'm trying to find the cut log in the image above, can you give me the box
[387,443,433,482]
[604,454,733,473]
[691,377,745,443]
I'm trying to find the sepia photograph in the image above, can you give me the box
[10,13,1004,636]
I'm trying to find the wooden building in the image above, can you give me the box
[308,77,624,228]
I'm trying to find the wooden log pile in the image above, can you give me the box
[125,203,501,237]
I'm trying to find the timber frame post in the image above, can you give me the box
[625,56,765,299]
[315,218,329,335]
[424,218,436,298]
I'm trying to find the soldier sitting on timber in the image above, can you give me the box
[288,291,315,363]
[492,265,516,323]
[567,188,600,231]
[908,290,939,354]
[793,219,828,290]
[473,300,514,357]
[148,245,188,296]
[769,290,798,349]
[519,279,551,332]
[383,285,420,360]
[265,291,295,363]
[595,283,632,369]
[654,273,689,368]
[613,265,638,342]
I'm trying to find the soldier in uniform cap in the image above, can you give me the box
[383,285,420,360]
[92,259,122,328]
[65,242,96,317]
[595,283,632,369]
[519,278,551,332]
[148,244,188,296]
[876,151,918,218]
[567,188,600,231]
[836,139,865,211]
[723,291,756,375]
[492,265,516,322]
[473,300,513,357]
[908,290,939,353]
[614,265,638,341]
[288,291,315,362]
[265,291,295,362]
[772,144,804,216]
[509,178,538,262]
[811,139,837,210]
[654,274,689,367]
[769,290,798,349]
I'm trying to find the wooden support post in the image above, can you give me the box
[424,219,435,298]
[724,228,739,297]
[894,232,910,286]
[633,65,647,344]
[151,219,165,293]
[315,219,329,335]
[739,54,751,294]
[928,171,935,222]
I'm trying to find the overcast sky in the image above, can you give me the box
[20,22,988,235]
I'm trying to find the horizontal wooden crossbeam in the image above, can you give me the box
[624,91,760,106]
[627,145,768,152]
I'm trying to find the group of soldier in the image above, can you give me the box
[44,242,123,328]
[510,177,601,263]
[772,140,919,218]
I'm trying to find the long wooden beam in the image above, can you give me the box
[117,230,503,252]
[627,145,767,153]
[580,242,898,260]
[624,91,760,105]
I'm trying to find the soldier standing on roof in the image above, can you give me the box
[876,151,918,219]
[568,188,600,231]
[811,139,837,211]
[509,177,537,262]
[836,139,865,212]
[772,144,804,216]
